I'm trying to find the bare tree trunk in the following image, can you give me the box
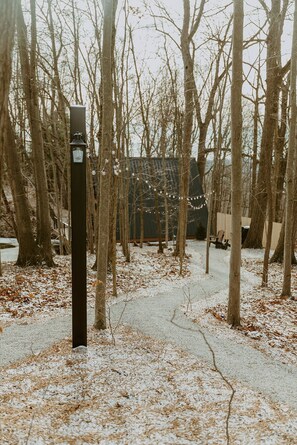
[161,131,169,247]
[5,116,39,265]
[47,0,70,238]
[94,0,117,329]
[2,189,18,237]
[17,0,54,266]
[85,96,96,255]
[108,145,119,297]
[70,0,83,104]
[111,176,118,297]
[249,57,261,218]
[178,0,205,273]
[273,79,289,221]
[0,0,16,164]
[270,217,297,264]
[0,0,17,275]
[281,0,297,298]
[139,159,144,248]
[262,177,273,285]
[243,0,288,248]
[227,0,243,327]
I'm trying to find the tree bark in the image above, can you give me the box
[273,79,289,222]
[243,0,286,248]
[281,0,297,298]
[227,0,243,327]
[17,0,54,266]
[0,0,17,275]
[0,0,16,161]
[270,218,297,264]
[94,0,117,329]
[5,116,39,266]
[178,0,205,273]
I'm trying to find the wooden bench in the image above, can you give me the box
[209,230,230,250]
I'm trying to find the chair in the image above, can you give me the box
[209,230,230,250]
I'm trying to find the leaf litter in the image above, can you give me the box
[186,249,297,367]
[0,244,190,327]
[0,241,297,443]
[1,326,296,444]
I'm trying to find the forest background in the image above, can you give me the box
[1,0,297,329]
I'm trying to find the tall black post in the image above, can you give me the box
[70,105,87,348]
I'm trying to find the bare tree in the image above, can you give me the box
[116,1,131,261]
[273,77,289,222]
[16,0,54,266]
[195,19,232,182]
[227,0,243,327]
[178,0,206,273]
[243,0,289,249]
[94,0,118,330]
[5,116,39,265]
[0,0,17,275]
[0,0,16,168]
[281,0,297,298]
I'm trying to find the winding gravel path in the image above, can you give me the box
[1,243,297,411]
[111,247,297,410]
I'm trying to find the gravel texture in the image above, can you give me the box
[1,243,297,412]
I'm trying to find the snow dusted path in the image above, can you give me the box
[111,246,297,411]
[0,314,71,365]
[1,243,297,412]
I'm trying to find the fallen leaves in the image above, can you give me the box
[1,243,297,443]
[1,326,296,445]
[0,244,189,326]
[189,255,297,366]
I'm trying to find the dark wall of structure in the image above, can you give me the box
[120,157,208,242]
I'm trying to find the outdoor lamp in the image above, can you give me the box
[71,132,86,163]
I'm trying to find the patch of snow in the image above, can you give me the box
[1,327,296,444]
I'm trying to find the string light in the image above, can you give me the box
[134,201,207,214]
[130,172,212,203]
[98,158,213,204]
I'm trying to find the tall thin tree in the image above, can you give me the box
[281,0,297,298]
[5,117,38,265]
[227,0,244,326]
[0,0,17,275]
[17,0,54,266]
[178,0,205,273]
[94,0,118,329]
[243,0,289,249]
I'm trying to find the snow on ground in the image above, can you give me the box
[0,242,194,328]
[1,326,297,445]
[185,248,297,367]
[1,241,297,443]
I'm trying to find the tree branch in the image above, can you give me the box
[258,0,270,17]
[189,0,206,41]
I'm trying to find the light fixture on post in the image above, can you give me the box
[70,132,85,163]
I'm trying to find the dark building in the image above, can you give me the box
[125,157,208,242]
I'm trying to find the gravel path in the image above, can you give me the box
[1,244,297,411]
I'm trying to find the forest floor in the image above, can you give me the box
[0,241,297,444]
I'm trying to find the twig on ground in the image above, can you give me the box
[183,285,192,312]
[170,306,235,445]
[107,297,131,346]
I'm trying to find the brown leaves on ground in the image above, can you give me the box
[1,326,296,445]
[204,259,297,365]
[0,245,189,326]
